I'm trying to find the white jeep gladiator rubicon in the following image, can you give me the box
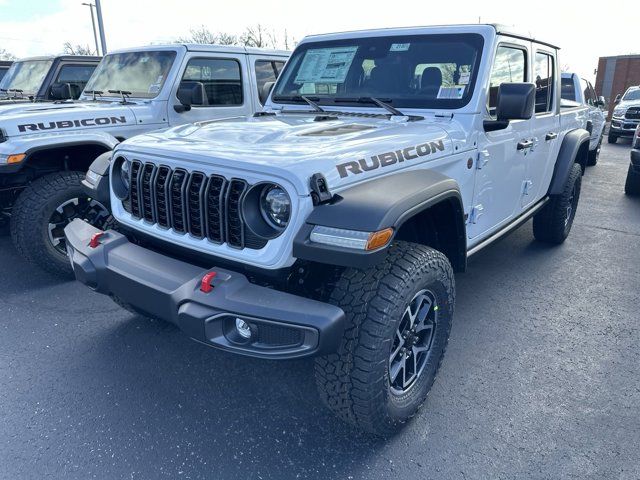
[561,72,606,165]
[0,44,288,275]
[66,24,590,435]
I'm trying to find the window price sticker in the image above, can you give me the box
[294,46,358,84]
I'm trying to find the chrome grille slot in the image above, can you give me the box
[169,169,188,233]
[129,160,143,218]
[154,166,172,228]
[205,175,227,243]
[141,163,156,222]
[186,172,206,238]
[121,163,271,250]
[226,179,247,248]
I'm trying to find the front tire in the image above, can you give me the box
[314,241,455,436]
[625,164,640,196]
[608,132,618,144]
[10,171,112,277]
[533,163,582,244]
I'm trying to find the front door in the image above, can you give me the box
[167,53,252,126]
[468,42,531,241]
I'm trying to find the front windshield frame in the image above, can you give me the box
[83,50,177,99]
[623,89,640,101]
[272,33,485,110]
[0,59,53,95]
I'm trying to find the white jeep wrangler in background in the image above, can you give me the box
[67,24,590,435]
[0,44,289,275]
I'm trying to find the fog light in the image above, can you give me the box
[235,318,253,339]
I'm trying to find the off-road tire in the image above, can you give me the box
[587,136,602,166]
[314,241,455,436]
[533,162,582,244]
[625,164,640,196]
[11,171,112,278]
[607,132,618,144]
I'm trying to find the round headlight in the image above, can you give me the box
[260,185,291,228]
[120,159,131,190]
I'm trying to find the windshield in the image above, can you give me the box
[623,89,640,101]
[0,60,53,95]
[273,33,483,110]
[84,51,176,99]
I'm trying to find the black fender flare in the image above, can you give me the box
[81,151,113,205]
[293,170,466,270]
[548,129,590,195]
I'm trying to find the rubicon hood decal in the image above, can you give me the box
[17,115,127,132]
[337,139,446,178]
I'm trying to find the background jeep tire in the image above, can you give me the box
[315,241,455,436]
[533,162,582,244]
[625,164,640,196]
[587,136,602,166]
[607,133,618,144]
[11,171,112,278]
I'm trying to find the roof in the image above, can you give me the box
[300,24,561,49]
[12,55,101,62]
[599,53,640,60]
[108,43,290,57]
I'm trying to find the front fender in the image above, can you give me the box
[293,170,465,269]
[0,130,119,173]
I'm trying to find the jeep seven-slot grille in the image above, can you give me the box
[125,161,267,250]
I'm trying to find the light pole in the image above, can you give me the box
[82,2,100,55]
[95,0,107,55]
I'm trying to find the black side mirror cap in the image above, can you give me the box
[173,103,191,113]
[176,81,207,111]
[496,83,535,121]
[614,94,621,104]
[50,82,73,101]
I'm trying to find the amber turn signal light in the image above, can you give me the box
[7,154,26,164]
[366,228,394,251]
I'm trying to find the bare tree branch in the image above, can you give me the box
[0,48,17,61]
[63,42,95,56]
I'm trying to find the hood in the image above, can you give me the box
[617,99,640,110]
[0,100,143,138]
[118,113,456,195]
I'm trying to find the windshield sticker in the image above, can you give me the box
[390,43,410,52]
[294,46,358,84]
[148,84,161,94]
[458,72,470,85]
[437,85,466,99]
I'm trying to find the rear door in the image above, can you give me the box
[468,41,531,240]
[167,53,253,126]
[524,47,561,207]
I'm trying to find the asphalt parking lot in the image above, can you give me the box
[1,140,639,480]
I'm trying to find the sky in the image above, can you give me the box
[0,0,638,82]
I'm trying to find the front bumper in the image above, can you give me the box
[64,219,345,359]
[610,118,640,136]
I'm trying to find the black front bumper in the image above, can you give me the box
[64,219,345,359]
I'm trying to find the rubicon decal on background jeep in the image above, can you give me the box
[17,116,127,132]
[336,139,446,178]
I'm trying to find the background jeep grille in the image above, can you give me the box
[123,160,267,250]
[626,107,640,120]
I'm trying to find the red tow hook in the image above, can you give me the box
[88,232,105,248]
[200,271,217,293]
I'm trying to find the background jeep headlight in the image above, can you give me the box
[613,107,626,118]
[260,185,291,228]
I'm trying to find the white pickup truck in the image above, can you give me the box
[0,44,289,275]
[67,24,589,435]
[561,72,606,165]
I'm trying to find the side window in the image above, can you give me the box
[534,52,555,114]
[487,46,527,117]
[180,58,243,106]
[55,64,97,97]
[561,77,576,102]
[255,60,284,104]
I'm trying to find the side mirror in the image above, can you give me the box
[484,83,535,132]
[50,82,73,101]
[174,81,207,113]
[259,81,276,105]
[596,96,606,108]
[615,94,621,104]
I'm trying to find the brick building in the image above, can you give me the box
[595,54,640,118]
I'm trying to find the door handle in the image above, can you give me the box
[545,132,558,141]
[517,139,534,150]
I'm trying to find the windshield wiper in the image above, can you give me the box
[108,89,132,103]
[271,94,325,112]
[85,89,104,101]
[333,97,406,116]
